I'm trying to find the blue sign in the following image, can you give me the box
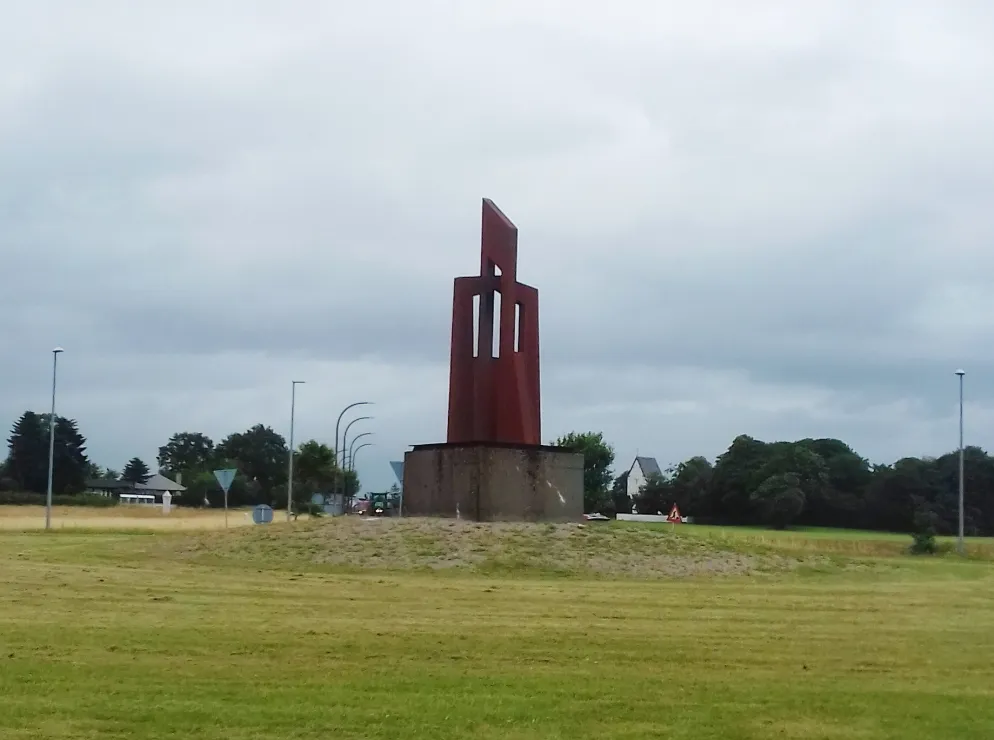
[213,468,236,493]
[252,504,274,524]
[310,493,325,506]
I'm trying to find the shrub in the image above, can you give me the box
[0,491,118,507]
[909,530,937,555]
[909,500,939,555]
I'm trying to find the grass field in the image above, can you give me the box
[2,512,994,738]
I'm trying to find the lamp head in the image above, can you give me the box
[955,369,965,376]
[52,347,64,354]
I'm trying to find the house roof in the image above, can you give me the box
[136,473,186,492]
[85,478,133,490]
[631,456,662,478]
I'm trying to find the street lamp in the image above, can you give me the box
[341,416,373,460]
[343,433,374,500]
[287,380,305,522]
[349,441,374,482]
[335,402,372,470]
[45,347,64,531]
[956,369,965,555]
[348,432,374,466]
[334,401,371,500]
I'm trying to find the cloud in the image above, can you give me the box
[2,0,993,488]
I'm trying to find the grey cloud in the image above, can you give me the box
[3,1,994,489]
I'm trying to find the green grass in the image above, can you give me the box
[2,521,994,738]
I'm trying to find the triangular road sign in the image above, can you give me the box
[390,461,404,485]
[214,468,236,493]
[667,504,682,523]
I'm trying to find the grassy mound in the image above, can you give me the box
[168,516,815,577]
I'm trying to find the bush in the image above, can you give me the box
[0,491,118,507]
[909,530,937,555]
[909,500,940,555]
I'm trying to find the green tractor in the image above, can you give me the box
[369,492,390,517]
[368,490,400,517]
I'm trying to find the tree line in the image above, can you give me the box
[556,431,994,536]
[1,412,360,509]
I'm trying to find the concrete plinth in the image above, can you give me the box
[402,442,583,521]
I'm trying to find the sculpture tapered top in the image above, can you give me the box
[446,199,541,445]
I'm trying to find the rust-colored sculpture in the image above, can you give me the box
[446,199,540,445]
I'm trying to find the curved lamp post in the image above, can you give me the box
[334,402,372,501]
[345,442,374,502]
[334,402,372,470]
[343,434,374,499]
[341,416,372,461]
[350,442,374,476]
[347,432,374,467]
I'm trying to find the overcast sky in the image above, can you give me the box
[2,1,993,491]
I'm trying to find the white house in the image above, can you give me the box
[626,456,663,501]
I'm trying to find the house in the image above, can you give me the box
[84,474,186,505]
[626,456,662,500]
[85,478,135,497]
[136,474,186,503]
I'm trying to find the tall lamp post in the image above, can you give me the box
[45,347,65,531]
[341,416,373,462]
[350,442,374,483]
[287,380,305,522]
[335,402,372,470]
[344,432,373,501]
[956,369,965,555]
[334,401,371,499]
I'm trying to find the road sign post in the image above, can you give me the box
[214,468,237,528]
[390,461,404,516]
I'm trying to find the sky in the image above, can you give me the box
[2,0,993,492]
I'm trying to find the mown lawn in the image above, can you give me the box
[1,526,993,739]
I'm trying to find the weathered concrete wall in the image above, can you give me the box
[402,443,583,521]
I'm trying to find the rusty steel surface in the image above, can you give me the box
[446,199,541,445]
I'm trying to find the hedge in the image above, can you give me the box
[0,492,118,507]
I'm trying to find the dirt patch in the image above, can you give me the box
[0,505,255,531]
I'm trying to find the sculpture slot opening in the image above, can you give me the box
[472,294,480,358]
[514,302,521,352]
[492,290,501,358]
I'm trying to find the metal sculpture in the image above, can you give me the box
[446,199,541,445]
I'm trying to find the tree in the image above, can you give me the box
[794,439,870,527]
[709,435,770,523]
[6,412,48,493]
[6,413,89,494]
[216,425,287,496]
[610,472,632,516]
[121,458,151,484]
[294,440,338,490]
[157,432,215,477]
[750,473,806,529]
[638,456,713,518]
[554,431,615,513]
[909,497,940,554]
[0,457,15,491]
[51,417,89,494]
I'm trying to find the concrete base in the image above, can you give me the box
[402,442,584,521]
